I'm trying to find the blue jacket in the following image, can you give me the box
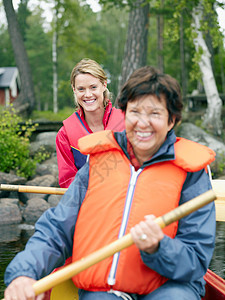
[5,130,216,296]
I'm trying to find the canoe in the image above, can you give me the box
[48,269,225,300]
[49,269,225,300]
[48,270,225,300]
[50,280,78,300]
[203,269,225,299]
[202,180,225,299]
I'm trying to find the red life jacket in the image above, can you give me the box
[63,108,124,170]
[72,130,215,294]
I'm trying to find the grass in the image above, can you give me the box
[30,106,76,122]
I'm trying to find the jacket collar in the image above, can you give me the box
[114,129,176,168]
[77,100,113,131]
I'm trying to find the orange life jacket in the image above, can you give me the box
[72,130,215,294]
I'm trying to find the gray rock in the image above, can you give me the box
[29,141,55,156]
[0,132,61,225]
[0,198,22,225]
[178,123,225,155]
[178,122,225,174]
[6,191,29,204]
[1,198,19,205]
[30,132,57,156]
[18,223,35,230]
[0,172,26,198]
[36,131,58,143]
[23,198,50,223]
[48,194,62,207]
[26,174,58,200]
[37,154,59,178]
[0,172,27,185]
[43,154,58,165]
[36,163,58,178]
[0,224,22,242]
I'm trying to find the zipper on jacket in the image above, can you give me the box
[107,166,142,286]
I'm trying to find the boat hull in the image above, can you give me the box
[49,269,225,300]
[203,269,225,300]
[50,279,78,300]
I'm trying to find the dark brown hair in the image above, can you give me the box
[117,66,183,126]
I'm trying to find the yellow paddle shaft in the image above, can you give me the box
[30,189,216,295]
[0,184,67,195]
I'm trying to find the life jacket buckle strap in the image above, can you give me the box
[107,289,135,300]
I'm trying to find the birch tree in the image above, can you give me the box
[165,0,224,135]
[192,1,223,135]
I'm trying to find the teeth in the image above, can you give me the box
[84,99,95,103]
[136,132,151,137]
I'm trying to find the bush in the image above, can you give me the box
[0,107,48,179]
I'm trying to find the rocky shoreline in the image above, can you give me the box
[0,131,61,225]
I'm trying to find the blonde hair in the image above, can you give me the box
[70,58,110,108]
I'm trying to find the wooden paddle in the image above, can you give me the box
[2,189,215,297]
[2,181,224,221]
[0,180,223,199]
[0,184,67,195]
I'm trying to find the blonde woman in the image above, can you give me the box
[56,59,125,188]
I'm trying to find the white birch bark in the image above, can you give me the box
[192,2,222,135]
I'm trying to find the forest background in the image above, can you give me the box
[0,0,225,135]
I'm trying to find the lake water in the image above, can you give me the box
[0,222,225,298]
[0,224,35,297]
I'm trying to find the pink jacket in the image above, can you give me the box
[56,101,125,188]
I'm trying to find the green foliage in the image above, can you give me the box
[0,107,48,179]
[57,79,74,110]
[55,1,128,102]
[162,0,224,91]
[212,152,225,178]
[85,6,128,99]
[194,118,203,128]
[17,0,31,41]
[99,0,136,9]
[0,25,15,66]
[31,106,75,121]
[25,8,53,111]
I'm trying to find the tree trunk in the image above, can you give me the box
[180,13,187,99]
[192,2,222,136]
[157,0,164,72]
[118,0,149,93]
[3,0,36,116]
[52,5,58,114]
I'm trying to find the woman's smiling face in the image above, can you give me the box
[125,94,175,164]
[74,73,107,113]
